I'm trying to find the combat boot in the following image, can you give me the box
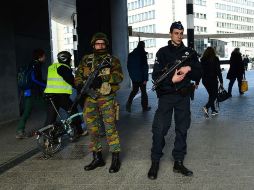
[173,161,193,176]
[148,160,159,180]
[84,151,105,171]
[109,152,121,173]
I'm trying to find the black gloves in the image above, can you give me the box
[90,76,103,89]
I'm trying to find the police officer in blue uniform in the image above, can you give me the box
[148,21,202,179]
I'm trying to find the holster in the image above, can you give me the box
[114,101,120,121]
[177,83,195,100]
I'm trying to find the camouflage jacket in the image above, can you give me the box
[75,53,123,96]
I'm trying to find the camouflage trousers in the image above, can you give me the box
[84,94,121,152]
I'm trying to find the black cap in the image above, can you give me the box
[170,21,184,33]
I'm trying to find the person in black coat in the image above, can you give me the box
[126,41,151,112]
[243,54,249,71]
[226,48,245,96]
[201,47,223,118]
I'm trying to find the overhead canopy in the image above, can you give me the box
[50,0,76,26]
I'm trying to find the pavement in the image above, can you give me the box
[0,70,254,189]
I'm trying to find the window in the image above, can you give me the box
[147,53,153,59]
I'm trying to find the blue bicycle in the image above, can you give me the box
[35,95,84,157]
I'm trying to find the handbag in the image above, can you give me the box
[217,85,230,102]
[241,74,248,92]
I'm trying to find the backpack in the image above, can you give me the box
[17,65,34,90]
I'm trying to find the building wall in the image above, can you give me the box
[0,2,18,123]
[127,0,170,66]
[128,0,254,62]
[51,20,74,65]
[76,0,112,59]
[111,0,129,88]
[213,0,254,57]
[0,0,51,123]
[76,0,129,88]
[51,20,59,62]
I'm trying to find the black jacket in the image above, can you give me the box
[226,52,244,79]
[30,60,46,96]
[127,47,149,82]
[57,64,75,87]
[201,56,223,84]
[152,41,202,97]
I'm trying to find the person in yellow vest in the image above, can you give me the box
[44,51,86,137]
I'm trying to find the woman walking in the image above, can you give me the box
[201,47,223,118]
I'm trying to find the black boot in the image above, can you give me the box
[109,152,121,173]
[173,161,193,176]
[148,161,159,180]
[84,151,105,171]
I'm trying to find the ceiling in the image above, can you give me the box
[50,0,76,26]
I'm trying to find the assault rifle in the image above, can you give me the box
[69,58,111,112]
[152,51,196,91]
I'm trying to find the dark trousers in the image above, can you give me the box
[228,76,243,95]
[17,96,46,132]
[127,81,148,109]
[44,94,83,134]
[203,81,218,111]
[151,94,191,161]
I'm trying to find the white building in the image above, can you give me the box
[51,20,74,64]
[127,0,171,67]
[127,0,254,67]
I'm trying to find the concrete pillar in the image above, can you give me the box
[71,13,79,67]
[76,0,112,59]
[186,0,194,48]
[110,0,129,89]
[0,0,51,123]
[76,0,129,88]
[0,2,18,123]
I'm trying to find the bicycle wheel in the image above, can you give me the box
[66,112,83,142]
[36,125,62,156]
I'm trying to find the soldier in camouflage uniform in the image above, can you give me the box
[75,32,123,173]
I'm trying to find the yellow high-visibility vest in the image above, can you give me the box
[44,63,72,94]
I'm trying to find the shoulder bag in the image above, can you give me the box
[217,85,230,102]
